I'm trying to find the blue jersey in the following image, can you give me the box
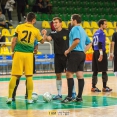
[69,25,91,51]
[93,29,106,51]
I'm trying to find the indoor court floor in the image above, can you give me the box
[0,72,117,117]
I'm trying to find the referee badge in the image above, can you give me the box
[63,36,67,40]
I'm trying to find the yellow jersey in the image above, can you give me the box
[14,23,42,52]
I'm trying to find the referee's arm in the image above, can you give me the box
[64,38,80,57]
[85,42,92,52]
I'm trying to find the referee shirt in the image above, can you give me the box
[49,29,69,54]
[69,25,91,52]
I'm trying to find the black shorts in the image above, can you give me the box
[54,54,67,73]
[67,51,85,72]
[92,51,108,72]
[114,55,117,72]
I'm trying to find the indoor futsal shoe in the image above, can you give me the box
[6,98,12,104]
[27,99,34,104]
[52,95,62,100]
[61,96,73,103]
[91,87,101,92]
[75,96,83,102]
[102,87,112,92]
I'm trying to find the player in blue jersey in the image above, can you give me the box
[61,14,92,103]
[91,19,112,92]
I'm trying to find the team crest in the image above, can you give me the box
[63,36,67,40]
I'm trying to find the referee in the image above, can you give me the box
[91,19,112,92]
[42,17,76,100]
[62,14,92,103]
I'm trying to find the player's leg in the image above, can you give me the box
[91,71,101,92]
[25,75,33,103]
[24,53,34,103]
[12,78,20,101]
[102,71,112,92]
[6,52,23,104]
[91,51,101,92]
[25,80,28,99]
[6,75,21,104]
[114,56,117,76]
[99,52,112,92]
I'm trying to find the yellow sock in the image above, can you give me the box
[8,76,18,98]
[26,76,33,100]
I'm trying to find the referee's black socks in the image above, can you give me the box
[78,79,84,98]
[67,78,74,97]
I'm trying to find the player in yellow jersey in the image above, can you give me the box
[6,12,45,104]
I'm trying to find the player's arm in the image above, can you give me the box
[110,41,115,55]
[98,33,104,62]
[41,29,52,41]
[36,29,46,44]
[34,40,38,54]
[85,36,92,52]
[109,33,115,60]
[11,36,17,53]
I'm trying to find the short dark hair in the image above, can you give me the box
[71,14,81,23]
[53,17,62,23]
[0,9,2,12]
[98,19,107,27]
[27,12,36,22]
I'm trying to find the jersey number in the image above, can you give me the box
[21,31,32,43]
[93,36,99,46]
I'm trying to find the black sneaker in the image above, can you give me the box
[61,96,73,103]
[102,87,112,92]
[91,87,101,92]
[75,97,83,102]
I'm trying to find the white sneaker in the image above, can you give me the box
[19,21,22,24]
[10,20,12,22]
[6,98,12,104]
[27,99,34,104]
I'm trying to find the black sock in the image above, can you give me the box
[78,79,84,98]
[67,78,74,97]
[103,82,107,88]
[92,84,96,88]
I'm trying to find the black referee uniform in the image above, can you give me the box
[49,29,69,73]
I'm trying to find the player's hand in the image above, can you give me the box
[41,29,47,35]
[64,50,70,57]
[108,54,114,61]
[11,53,14,59]
[34,49,38,54]
[98,55,103,62]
